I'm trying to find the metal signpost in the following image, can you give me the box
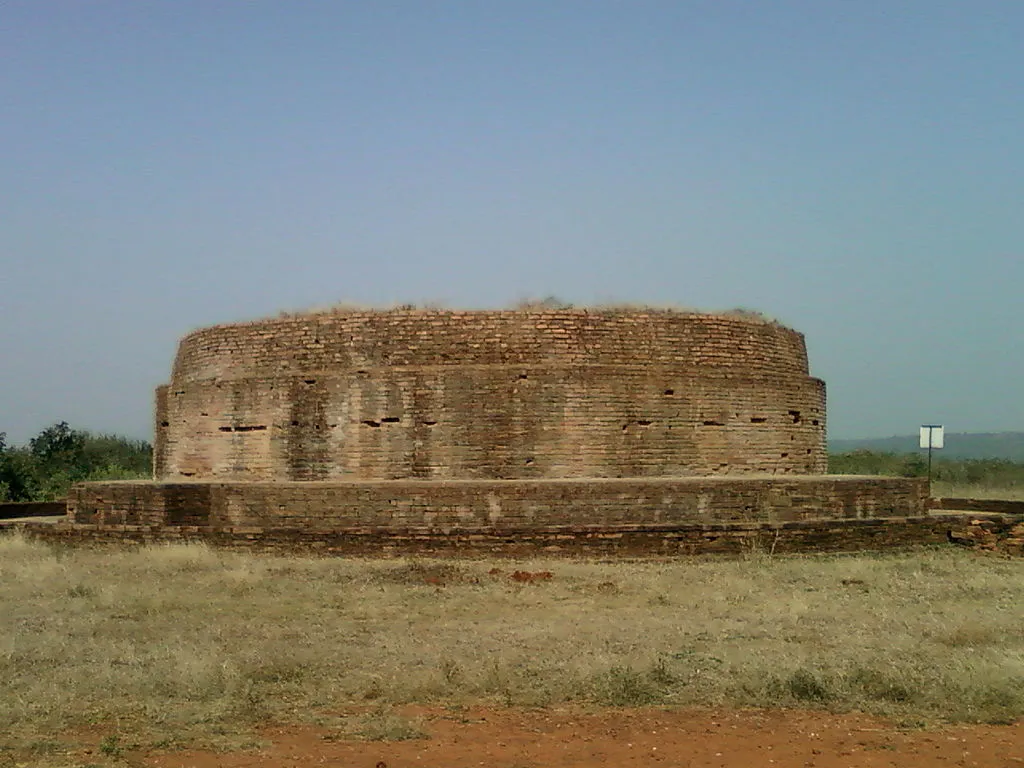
[919,424,944,487]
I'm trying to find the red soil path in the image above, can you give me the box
[140,707,1022,768]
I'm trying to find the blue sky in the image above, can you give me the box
[2,1,1021,443]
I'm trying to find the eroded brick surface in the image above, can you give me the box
[67,476,929,530]
[155,310,827,481]
[21,512,1018,557]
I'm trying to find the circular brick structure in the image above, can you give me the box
[154,309,827,482]
[70,306,928,550]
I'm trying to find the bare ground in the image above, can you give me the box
[39,707,1022,768]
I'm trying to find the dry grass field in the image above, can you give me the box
[1,533,1022,763]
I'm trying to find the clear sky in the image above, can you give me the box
[2,1,1021,444]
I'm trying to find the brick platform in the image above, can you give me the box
[12,512,1023,558]
[43,307,957,557]
[13,478,1021,557]
[68,475,927,532]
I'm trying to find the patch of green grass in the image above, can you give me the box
[590,664,669,706]
[829,450,1024,499]
[98,735,121,757]
[354,707,429,741]
[784,668,833,703]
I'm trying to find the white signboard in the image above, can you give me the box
[920,425,944,450]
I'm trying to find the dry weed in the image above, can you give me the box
[1,533,1022,752]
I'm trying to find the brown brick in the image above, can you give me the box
[156,310,826,481]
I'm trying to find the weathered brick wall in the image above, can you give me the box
[170,310,812,381]
[26,510,1012,558]
[155,310,827,481]
[68,476,927,532]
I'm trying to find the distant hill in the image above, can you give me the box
[829,432,1024,461]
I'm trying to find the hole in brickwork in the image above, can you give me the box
[291,420,300,426]
[304,379,317,385]
[200,412,209,417]
[381,417,400,423]
[637,420,653,426]
[702,420,724,426]
[806,449,812,454]
[160,421,169,427]
[789,410,802,423]
[750,416,767,423]
[357,369,369,375]
[362,420,381,428]
[235,425,266,432]
[812,419,819,426]
[525,457,535,465]
[518,373,528,380]
[422,420,437,426]
[781,452,789,458]
[664,389,674,395]
[218,426,232,432]
[180,472,195,477]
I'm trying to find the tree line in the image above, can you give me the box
[0,422,151,502]
[829,450,1024,488]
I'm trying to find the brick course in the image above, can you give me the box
[69,476,928,531]
[16,511,1020,557]
[156,310,826,481]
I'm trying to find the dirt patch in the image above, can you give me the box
[138,707,1022,768]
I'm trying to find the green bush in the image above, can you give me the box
[0,422,152,501]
